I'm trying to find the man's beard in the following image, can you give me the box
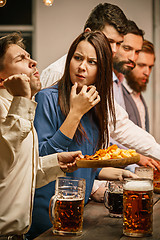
[125,71,148,93]
[113,57,136,75]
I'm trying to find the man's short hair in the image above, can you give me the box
[142,39,155,54]
[127,20,144,38]
[84,3,128,35]
[0,32,25,71]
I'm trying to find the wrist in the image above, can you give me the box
[69,109,83,122]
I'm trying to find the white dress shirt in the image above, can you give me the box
[40,54,67,88]
[0,89,65,236]
[110,100,160,160]
[113,72,126,109]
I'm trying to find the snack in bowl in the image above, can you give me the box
[83,145,138,160]
[76,145,140,168]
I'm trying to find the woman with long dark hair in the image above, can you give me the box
[30,31,137,237]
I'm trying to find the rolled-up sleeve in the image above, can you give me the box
[36,153,65,188]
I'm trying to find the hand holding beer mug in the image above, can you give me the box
[49,177,86,236]
[104,181,123,218]
[123,178,153,237]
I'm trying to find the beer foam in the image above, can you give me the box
[124,180,153,191]
[57,197,84,201]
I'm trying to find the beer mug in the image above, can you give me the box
[104,181,123,218]
[153,169,160,193]
[49,177,86,236]
[123,178,153,237]
[135,166,153,180]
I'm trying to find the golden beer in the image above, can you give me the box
[123,179,153,237]
[49,177,85,236]
[53,198,84,233]
[153,169,160,193]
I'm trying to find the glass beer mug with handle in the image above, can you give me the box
[123,178,153,237]
[104,181,123,218]
[49,177,86,236]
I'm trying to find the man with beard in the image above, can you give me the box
[111,20,144,146]
[112,22,157,173]
[122,40,155,132]
[113,20,144,110]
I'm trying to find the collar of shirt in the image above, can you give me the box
[112,71,119,83]
[116,72,124,83]
[113,71,124,85]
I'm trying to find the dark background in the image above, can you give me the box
[0,0,32,55]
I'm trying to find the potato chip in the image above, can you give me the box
[82,145,137,160]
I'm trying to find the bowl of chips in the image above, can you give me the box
[76,145,140,168]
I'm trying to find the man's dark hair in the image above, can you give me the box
[84,3,128,35]
[127,20,144,38]
[0,32,25,71]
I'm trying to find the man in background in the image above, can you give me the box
[112,23,158,169]
[93,22,158,201]
[122,39,155,132]
[40,2,128,88]
[113,20,144,110]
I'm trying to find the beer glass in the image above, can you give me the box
[153,169,160,193]
[104,181,123,218]
[49,177,86,236]
[123,178,153,237]
[135,166,153,180]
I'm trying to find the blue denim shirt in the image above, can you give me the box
[27,85,101,239]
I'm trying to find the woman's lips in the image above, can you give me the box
[76,74,85,79]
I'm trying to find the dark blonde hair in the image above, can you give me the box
[141,40,155,61]
[0,32,24,71]
[58,31,116,149]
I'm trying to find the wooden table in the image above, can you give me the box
[35,193,160,240]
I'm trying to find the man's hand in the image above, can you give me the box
[3,74,31,99]
[57,151,83,173]
[138,154,160,171]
